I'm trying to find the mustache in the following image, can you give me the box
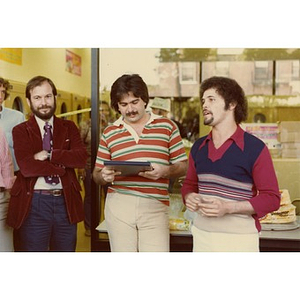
[125,111,138,117]
[203,109,212,115]
[39,104,52,109]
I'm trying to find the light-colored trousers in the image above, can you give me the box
[191,225,259,252]
[104,192,170,252]
[0,191,13,252]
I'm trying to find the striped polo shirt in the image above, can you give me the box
[182,125,280,233]
[95,113,187,204]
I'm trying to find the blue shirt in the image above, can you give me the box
[0,106,25,171]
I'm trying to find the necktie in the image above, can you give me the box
[43,122,59,185]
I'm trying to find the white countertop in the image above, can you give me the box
[259,217,300,240]
[169,217,300,241]
[97,217,300,241]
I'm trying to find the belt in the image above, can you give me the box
[34,189,63,196]
[0,187,5,192]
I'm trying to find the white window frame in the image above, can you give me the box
[179,62,197,84]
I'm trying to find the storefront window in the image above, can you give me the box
[202,61,274,95]
[179,62,197,84]
[292,60,300,80]
[276,60,300,95]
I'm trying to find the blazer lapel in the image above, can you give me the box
[26,116,43,150]
[52,116,68,149]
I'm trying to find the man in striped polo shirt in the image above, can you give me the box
[93,74,188,252]
[182,76,280,252]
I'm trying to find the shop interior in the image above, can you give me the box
[1,48,300,252]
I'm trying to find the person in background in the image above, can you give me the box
[150,97,186,138]
[150,97,186,193]
[7,76,88,251]
[0,77,25,175]
[99,100,113,131]
[150,97,171,117]
[253,112,266,123]
[182,76,280,252]
[187,113,199,142]
[0,128,15,251]
[93,74,188,252]
[78,100,113,237]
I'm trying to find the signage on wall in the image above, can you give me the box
[0,48,22,65]
[65,49,81,76]
[241,123,281,153]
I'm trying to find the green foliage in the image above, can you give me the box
[158,48,214,62]
[242,49,298,60]
[100,87,110,104]
[181,48,215,61]
[158,48,300,62]
[157,48,181,62]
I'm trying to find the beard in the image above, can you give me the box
[204,115,214,125]
[30,102,56,120]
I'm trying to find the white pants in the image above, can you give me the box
[191,225,259,252]
[104,192,170,252]
[0,191,13,252]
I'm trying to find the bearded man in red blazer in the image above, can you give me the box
[7,76,88,251]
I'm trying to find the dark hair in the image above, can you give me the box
[110,74,149,112]
[200,76,248,124]
[26,76,57,100]
[0,77,11,100]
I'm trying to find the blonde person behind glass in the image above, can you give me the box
[0,128,15,251]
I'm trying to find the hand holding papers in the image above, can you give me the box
[104,161,153,176]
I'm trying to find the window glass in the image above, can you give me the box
[179,62,197,83]
[202,61,273,95]
[276,60,300,95]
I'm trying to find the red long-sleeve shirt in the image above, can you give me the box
[182,126,280,232]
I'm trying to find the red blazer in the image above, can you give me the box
[7,115,88,229]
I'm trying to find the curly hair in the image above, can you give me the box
[200,76,248,124]
[0,77,11,100]
[110,74,149,112]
